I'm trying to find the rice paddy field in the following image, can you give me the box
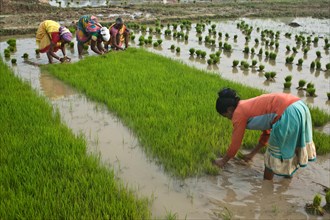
[1,2,330,219]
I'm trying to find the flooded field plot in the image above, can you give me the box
[1,16,329,219]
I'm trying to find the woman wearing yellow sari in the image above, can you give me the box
[106,17,130,51]
[36,20,72,64]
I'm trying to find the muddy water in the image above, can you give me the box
[1,17,330,219]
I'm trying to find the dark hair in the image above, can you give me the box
[216,88,240,114]
[115,17,123,25]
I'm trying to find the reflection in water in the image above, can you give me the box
[39,73,76,100]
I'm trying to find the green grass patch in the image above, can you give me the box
[0,58,151,219]
[42,48,330,178]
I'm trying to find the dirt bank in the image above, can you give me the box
[0,0,330,36]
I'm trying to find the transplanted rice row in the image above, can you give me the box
[42,48,330,178]
[0,59,151,219]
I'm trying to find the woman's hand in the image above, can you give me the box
[213,158,227,168]
[242,152,255,162]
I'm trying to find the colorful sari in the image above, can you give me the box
[36,20,61,53]
[264,100,316,177]
[109,23,127,47]
[76,15,101,44]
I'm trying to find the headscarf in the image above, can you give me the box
[59,26,73,42]
[100,27,110,42]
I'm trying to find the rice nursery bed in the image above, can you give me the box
[0,58,151,219]
[42,48,330,178]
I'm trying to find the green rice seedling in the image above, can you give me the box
[304,47,309,54]
[201,51,207,58]
[297,58,303,66]
[218,41,223,48]
[8,46,15,52]
[310,61,316,69]
[326,63,330,70]
[292,47,298,53]
[195,49,202,57]
[316,51,321,58]
[285,33,291,38]
[286,45,291,51]
[285,75,292,82]
[223,43,232,51]
[244,46,249,53]
[207,59,213,65]
[258,48,263,56]
[6,38,16,47]
[225,33,229,38]
[298,79,306,89]
[243,62,249,69]
[11,58,17,64]
[215,51,221,57]
[233,60,239,67]
[176,47,180,53]
[209,54,216,59]
[270,71,276,79]
[275,42,279,49]
[157,39,163,45]
[153,42,159,47]
[314,36,319,43]
[307,36,312,44]
[251,48,255,54]
[4,50,10,58]
[83,44,89,51]
[307,89,317,98]
[325,43,330,50]
[325,38,329,45]
[185,35,189,41]
[305,194,324,216]
[255,38,259,44]
[307,82,314,89]
[259,64,265,71]
[264,72,271,80]
[316,61,322,69]
[269,52,277,60]
[324,191,330,213]
[265,50,269,58]
[284,81,292,89]
[189,48,195,56]
[327,93,330,100]
[213,56,220,64]
[22,53,29,59]
[218,32,222,38]
[170,44,175,50]
[251,60,257,67]
[234,35,238,40]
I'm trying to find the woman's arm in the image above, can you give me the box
[90,39,104,55]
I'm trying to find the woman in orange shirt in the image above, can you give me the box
[213,88,316,180]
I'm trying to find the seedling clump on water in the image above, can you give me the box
[305,194,324,216]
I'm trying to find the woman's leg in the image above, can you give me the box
[264,167,274,180]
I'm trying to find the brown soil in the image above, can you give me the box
[1,0,330,36]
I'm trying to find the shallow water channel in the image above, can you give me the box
[1,17,330,219]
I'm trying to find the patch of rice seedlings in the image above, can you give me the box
[297,58,303,66]
[189,48,195,56]
[42,48,330,177]
[176,47,180,53]
[310,61,316,69]
[297,79,306,90]
[232,60,239,67]
[326,63,330,71]
[316,61,322,70]
[284,81,292,89]
[0,59,151,219]
[316,51,321,58]
[258,64,265,71]
[305,194,324,216]
[11,58,17,64]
